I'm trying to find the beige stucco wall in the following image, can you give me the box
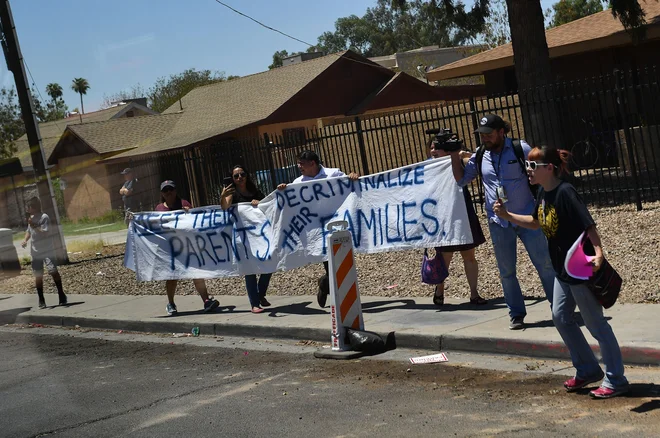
[59,154,114,221]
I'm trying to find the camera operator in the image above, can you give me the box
[446,114,555,331]
[425,130,487,308]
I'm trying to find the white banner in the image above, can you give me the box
[125,158,473,281]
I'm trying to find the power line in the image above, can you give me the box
[214,0,313,47]
[24,60,68,129]
[212,0,391,71]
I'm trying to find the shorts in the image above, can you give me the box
[31,255,58,276]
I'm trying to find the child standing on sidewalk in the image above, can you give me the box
[20,197,67,309]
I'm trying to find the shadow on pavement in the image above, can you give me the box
[0,296,12,301]
[266,301,327,317]
[524,319,556,329]
[43,301,85,310]
[0,306,31,325]
[154,305,241,318]
[361,298,509,314]
[631,398,660,414]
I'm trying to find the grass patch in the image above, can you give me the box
[60,221,126,236]
[66,239,105,253]
[20,255,31,266]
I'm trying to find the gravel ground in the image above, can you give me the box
[2,202,659,304]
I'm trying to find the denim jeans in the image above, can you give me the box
[244,273,272,308]
[552,278,628,390]
[488,222,556,318]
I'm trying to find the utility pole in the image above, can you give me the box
[1,0,68,263]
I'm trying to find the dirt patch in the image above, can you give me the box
[2,202,659,304]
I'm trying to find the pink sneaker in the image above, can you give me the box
[564,371,605,392]
[589,386,629,399]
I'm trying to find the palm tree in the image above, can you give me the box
[70,78,90,114]
[45,83,63,105]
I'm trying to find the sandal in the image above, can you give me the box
[251,307,264,314]
[433,285,444,307]
[469,296,488,305]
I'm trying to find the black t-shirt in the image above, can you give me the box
[532,181,595,284]
[231,189,265,205]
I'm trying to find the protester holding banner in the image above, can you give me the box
[156,180,220,316]
[427,139,487,307]
[220,165,272,314]
[493,147,629,399]
[277,150,359,308]
[449,114,556,330]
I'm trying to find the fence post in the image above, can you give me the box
[468,97,481,149]
[614,69,643,211]
[354,116,371,176]
[263,133,278,192]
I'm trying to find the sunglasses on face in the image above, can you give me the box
[233,172,247,179]
[525,160,550,170]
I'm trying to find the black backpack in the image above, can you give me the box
[475,139,537,198]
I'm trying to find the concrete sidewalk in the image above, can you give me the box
[1,292,658,366]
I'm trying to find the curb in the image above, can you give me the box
[13,314,660,367]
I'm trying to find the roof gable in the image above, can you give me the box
[48,113,179,165]
[13,101,157,168]
[107,51,392,159]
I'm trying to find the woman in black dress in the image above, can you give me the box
[428,140,487,307]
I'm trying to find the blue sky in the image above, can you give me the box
[3,0,556,113]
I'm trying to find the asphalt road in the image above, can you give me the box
[1,327,659,438]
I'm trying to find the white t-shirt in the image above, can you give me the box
[292,166,345,183]
[27,212,54,256]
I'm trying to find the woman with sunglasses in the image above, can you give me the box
[494,148,628,399]
[156,180,220,316]
[428,139,487,307]
[220,165,272,314]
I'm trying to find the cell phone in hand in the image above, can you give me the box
[223,177,233,187]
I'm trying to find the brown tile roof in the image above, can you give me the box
[13,103,156,168]
[105,51,356,160]
[427,1,660,81]
[50,113,181,164]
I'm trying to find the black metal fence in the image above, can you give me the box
[128,65,660,212]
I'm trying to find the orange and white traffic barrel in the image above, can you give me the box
[326,220,364,351]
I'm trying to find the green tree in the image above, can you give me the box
[148,69,226,113]
[268,0,465,69]
[45,83,63,104]
[392,0,649,144]
[37,83,68,122]
[314,0,459,57]
[550,0,604,27]
[0,87,25,158]
[269,50,290,69]
[71,78,90,114]
[269,46,321,69]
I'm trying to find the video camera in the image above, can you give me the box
[425,127,463,152]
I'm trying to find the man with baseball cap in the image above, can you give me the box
[119,168,140,224]
[448,114,555,330]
